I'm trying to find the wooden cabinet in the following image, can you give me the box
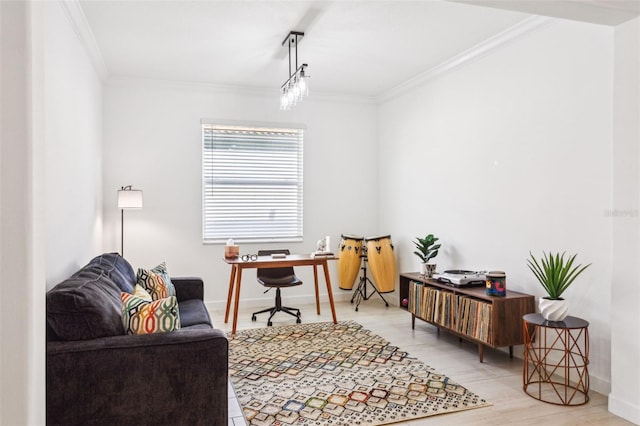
[399,272,535,362]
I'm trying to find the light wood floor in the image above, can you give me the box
[213,298,632,426]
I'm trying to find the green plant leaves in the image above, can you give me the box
[527,251,591,299]
[413,234,440,263]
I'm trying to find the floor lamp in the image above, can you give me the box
[117,185,143,257]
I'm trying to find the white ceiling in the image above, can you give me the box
[78,0,640,98]
[453,0,640,25]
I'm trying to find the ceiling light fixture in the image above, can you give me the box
[280,31,309,111]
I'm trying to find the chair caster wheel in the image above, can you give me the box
[296,318,301,324]
[385,303,389,307]
[350,300,354,304]
[267,321,273,326]
[296,311,301,317]
[251,315,257,322]
[355,307,359,312]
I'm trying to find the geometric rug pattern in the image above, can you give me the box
[228,321,491,425]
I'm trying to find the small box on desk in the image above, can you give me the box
[225,245,239,260]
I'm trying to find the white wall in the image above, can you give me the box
[102,82,377,313]
[378,19,614,393]
[0,1,46,424]
[0,2,33,422]
[1,1,104,423]
[43,1,104,288]
[1,2,4,421]
[610,16,640,425]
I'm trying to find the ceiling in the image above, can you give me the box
[78,0,640,98]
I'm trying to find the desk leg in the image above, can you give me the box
[321,261,337,324]
[313,265,320,315]
[232,268,243,335]
[224,265,237,324]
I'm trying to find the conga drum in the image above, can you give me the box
[365,235,396,293]
[338,234,363,290]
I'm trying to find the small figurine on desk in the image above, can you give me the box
[313,236,334,257]
[317,237,327,252]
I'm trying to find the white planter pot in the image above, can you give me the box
[421,263,436,278]
[539,297,568,321]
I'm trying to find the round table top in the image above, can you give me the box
[523,313,589,329]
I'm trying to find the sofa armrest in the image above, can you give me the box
[47,328,228,426]
[172,277,204,302]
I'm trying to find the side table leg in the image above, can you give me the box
[479,344,484,363]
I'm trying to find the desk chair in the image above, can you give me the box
[251,249,302,326]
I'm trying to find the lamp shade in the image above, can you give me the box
[118,188,143,209]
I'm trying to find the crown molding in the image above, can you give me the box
[58,0,108,81]
[56,2,552,107]
[377,15,555,104]
[450,0,640,26]
[105,76,376,105]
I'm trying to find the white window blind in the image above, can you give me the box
[202,124,304,243]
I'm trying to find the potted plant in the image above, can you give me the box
[527,251,591,321]
[413,234,441,278]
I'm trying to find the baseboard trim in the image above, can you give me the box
[609,393,640,425]
[589,373,611,396]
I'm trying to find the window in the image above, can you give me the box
[202,123,304,243]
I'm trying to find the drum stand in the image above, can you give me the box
[351,255,390,311]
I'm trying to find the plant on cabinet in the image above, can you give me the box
[413,234,441,278]
[527,251,591,321]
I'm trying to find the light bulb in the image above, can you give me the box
[298,76,307,97]
[292,82,300,100]
[287,88,295,106]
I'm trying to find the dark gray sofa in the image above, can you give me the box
[46,253,228,426]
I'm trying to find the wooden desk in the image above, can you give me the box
[224,254,338,334]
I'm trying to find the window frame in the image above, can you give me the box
[201,119,305,245]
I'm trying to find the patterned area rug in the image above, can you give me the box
[228,321,491,425]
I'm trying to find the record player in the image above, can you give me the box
[432,270,486,287]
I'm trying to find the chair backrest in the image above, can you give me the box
[257,249,296,283]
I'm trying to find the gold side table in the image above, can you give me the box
[522,313,589,406]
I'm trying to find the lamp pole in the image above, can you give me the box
[117,185,143,258]
[121,207,124,256]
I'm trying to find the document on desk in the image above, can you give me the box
[312,251,334,258]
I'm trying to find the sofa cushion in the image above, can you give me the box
[86,253,136,294]
[179,298,212,328]
[47,273,124,341]
[121,292,181,335]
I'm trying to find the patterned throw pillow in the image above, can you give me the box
[136,268,169,301]
[151,261,176,297]
[121,291,180,335]
[132,284,152,301]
